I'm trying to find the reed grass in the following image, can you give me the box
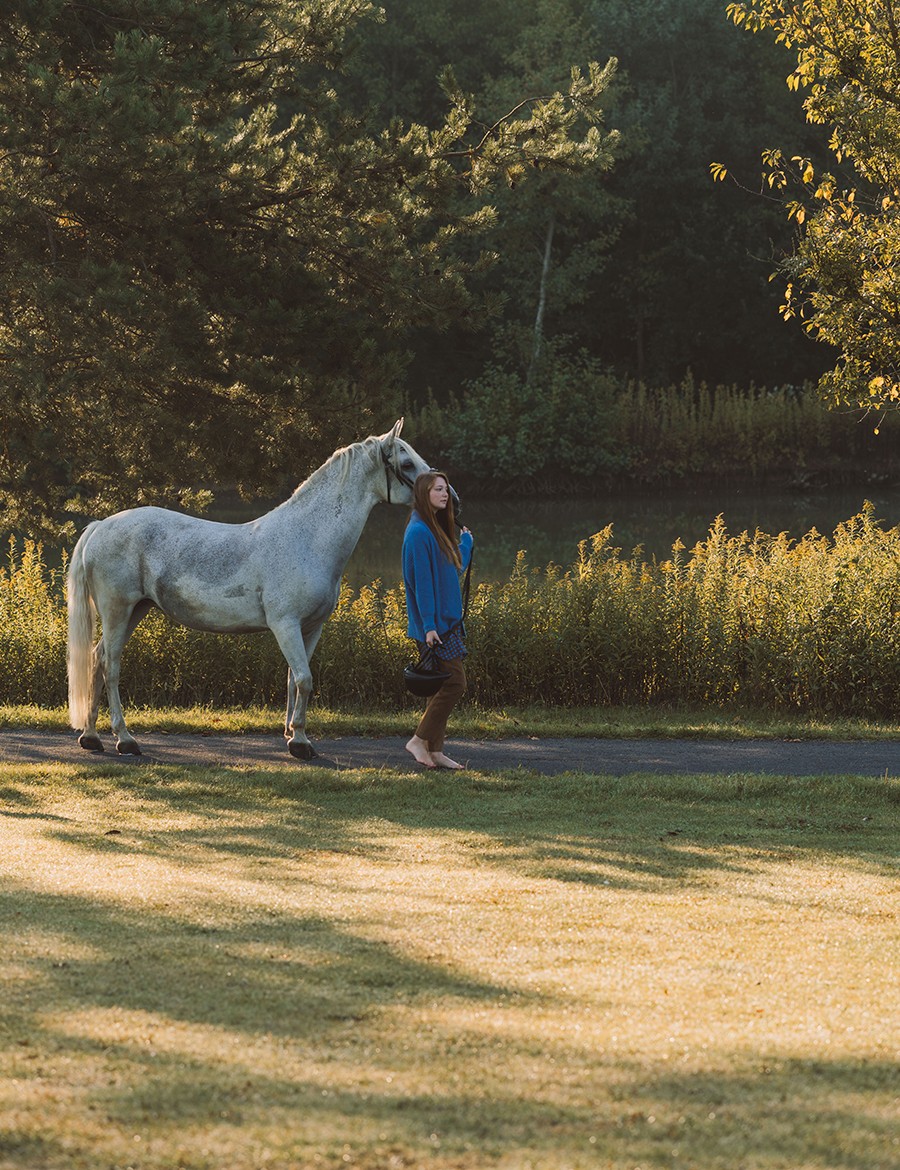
[611,377,895,484]
[4,503,900,717]
[409,373,900,488]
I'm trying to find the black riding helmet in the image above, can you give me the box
[403,659,451,697]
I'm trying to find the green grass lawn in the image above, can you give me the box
[4,702,900,740]
[1,762,897,1169]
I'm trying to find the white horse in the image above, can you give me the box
[67,420,432,759]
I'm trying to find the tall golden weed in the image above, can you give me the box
[5,506,900,715]
[0,539,68,703]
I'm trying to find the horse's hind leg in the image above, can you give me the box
[77,639,107,752]
[101,600,154,756]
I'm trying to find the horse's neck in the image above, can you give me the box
[277,448,381,566]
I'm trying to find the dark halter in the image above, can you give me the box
[381,446,417,504]
[381,448,461,517]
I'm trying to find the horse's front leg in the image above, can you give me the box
[272,620,320,760]
[283,665,295,742]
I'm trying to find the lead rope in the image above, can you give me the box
[460,552,473,627]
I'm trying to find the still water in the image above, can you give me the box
[17,486,900,586]
[342,485,900,586]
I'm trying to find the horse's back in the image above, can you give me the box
[78,507,270,629]
[83,507,257,569]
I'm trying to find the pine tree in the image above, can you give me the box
[0,0,615,534]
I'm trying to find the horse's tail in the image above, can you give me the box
[67,523,99,730]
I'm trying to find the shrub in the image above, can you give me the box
[0,539,68,703]
[6,507,900,717]
[408,373,900,488]
[425,346,628,482]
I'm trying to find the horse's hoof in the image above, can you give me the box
[116,741,143,756]
[288,740,318,761]
[78,734,105,753]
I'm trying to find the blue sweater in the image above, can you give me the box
[402,512,474,641]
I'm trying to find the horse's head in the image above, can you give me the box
[378,418,431,506]
[378,419,462,515]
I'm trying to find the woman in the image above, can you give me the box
[402,470,474,770]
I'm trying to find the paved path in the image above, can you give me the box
[2,729,899,776]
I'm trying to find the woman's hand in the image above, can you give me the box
[425,629,441,647]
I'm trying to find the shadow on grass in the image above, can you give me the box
[3,1011,895,1169]
[615,1057,899,1170]
[15,763,899,895]
[0,883,513,1041]
[1,766,897,1169]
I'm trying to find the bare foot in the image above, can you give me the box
[405,736,436,768]
[431,752,464,770]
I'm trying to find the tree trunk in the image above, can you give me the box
[528,209,556,386]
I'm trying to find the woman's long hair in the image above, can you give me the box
[411,471,461,568]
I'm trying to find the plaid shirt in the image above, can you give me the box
[426,625,467,661]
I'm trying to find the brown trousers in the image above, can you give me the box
[415,657,466,751]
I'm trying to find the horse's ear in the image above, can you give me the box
[391,417,404,439]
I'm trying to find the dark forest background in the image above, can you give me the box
[341,0,832,401]
[7,0,889,534]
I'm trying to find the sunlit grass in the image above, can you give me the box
[4,702,900,740]
[1,763,897,1169]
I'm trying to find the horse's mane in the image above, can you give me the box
[288,434,383,500]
